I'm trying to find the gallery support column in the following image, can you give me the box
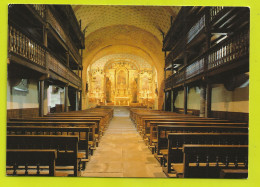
[184,85,188,114]
[205,83,212,118]
[39,80,44,117]
[200,84,206,117]
[75,90,79,111]
[64,85,68,112]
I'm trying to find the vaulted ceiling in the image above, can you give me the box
[72,5,180,109]
[72,5,180,42]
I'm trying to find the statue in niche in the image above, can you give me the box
[117,70,126,89]
[106,77,112,102]
[117,70,127,97]
[142,76,149,91]
[131,78,138,103]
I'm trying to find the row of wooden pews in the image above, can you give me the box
[130,108,248,178]
[6,107,114,176]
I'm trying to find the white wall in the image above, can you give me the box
[7,79,39,109]
[173,84,249,113]
[175,89,184,108]
[47,85,64,108]
[211,84,249,113]
[187,87,200,110]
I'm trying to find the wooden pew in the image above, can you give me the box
[6,149,57,176]
[149,121,248,153]
[164,133,248,177]
[220,169,248,179]
[7,121,98,150]
[7,135,80,176]
[7,126,91,161]
[142,118,232,141]
[182,145,248,178]
[155,125,248,157]
[9,117,102,138]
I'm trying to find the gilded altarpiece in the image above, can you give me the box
[88,60,156,106]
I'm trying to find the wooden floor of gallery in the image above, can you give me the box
[81,107,166,177]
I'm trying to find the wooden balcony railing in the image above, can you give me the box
[210,6,224,21]
[47,52,81,87]
[186,58,204,79]
[9,25,81,88]
[187,15,205,44]
[46,8,82,64]
[207,29,249,70]
[9,25,46,68]
[172,69,185,86]
[167,28,249,87]
[31,4,46,19]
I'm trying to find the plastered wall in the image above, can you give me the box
[7,79,39,109]
[187,87,200,110]
[174,84,249,113]
[211,84,249,113]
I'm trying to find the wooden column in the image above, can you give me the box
[184,85,188,114]
[205,83,212,117]
[64,85,68,112]
[163,91,167,111]
[200,84,206,117]
[201,8,211,118]
[79,91,82,110]
[75,90,79,111]
[39,80,44,117]
[171,89,174,112]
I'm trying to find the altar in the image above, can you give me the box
[114,97,130,106]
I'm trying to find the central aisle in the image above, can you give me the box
[81,107,166,177]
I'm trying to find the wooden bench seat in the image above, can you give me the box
[7,126,92,161]
[6,149,57,176]
[164,133,248,176]
[7,135,80,176]
[182,145,248,178]
[9,118,103,139]
[7,121,97,149]
[220,169,248,178]
[143,118,238,140]
[155,125,248,157]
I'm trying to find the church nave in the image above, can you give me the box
[81,107,166,178]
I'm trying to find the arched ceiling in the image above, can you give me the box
[90,54,152,70]
[72,5,180,41]
[72,5,180,109]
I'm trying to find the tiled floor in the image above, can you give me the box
[81,107,166,178]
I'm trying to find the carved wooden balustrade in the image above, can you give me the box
[46,7,82,64]
[186,58,204,79]
[207,29,249,70]
[187,15,205,44]
[210,6,224,22]
[166,28,249,88]
[47,52,81,87]
[31,4,46,19]
[9,25,81,88]
[9,25,46,68]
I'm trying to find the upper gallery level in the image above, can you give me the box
[163,7,249,90]
[8,4,85,88]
